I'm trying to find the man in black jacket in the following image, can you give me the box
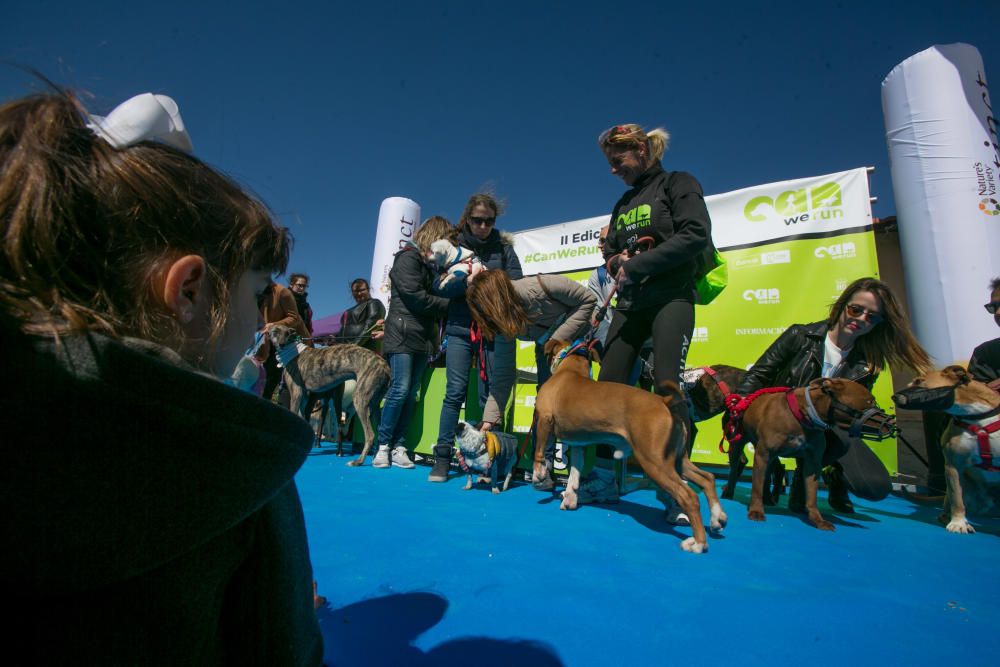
[969,276,1000,389]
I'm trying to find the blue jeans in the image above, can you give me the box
[377,353,427,448]
[434,333,515,457]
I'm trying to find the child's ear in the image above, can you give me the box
[161,255,207,324]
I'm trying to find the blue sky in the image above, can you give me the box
[3,1,997,318]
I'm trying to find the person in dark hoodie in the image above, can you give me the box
[429,193,522,482]
[596,123,711,524]
[288,272,314,335]
[0,89,322,665]
[372,216,454,469]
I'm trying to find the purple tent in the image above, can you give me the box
[311,311,344,337]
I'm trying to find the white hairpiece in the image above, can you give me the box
[86,93,193,152]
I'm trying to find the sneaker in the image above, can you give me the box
[391,446,414,469]
[663,497,691,526]
[428,457,451,482]
[575,468,619,505]
[373,445,390,468]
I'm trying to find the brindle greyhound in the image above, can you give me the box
[533,342,727,554]
[267,324,390,467]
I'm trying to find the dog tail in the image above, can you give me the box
[658,380,689,475]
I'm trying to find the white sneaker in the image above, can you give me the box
[373,445,390,468]
[391,446,414,469]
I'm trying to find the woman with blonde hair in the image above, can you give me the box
[596,122,713,523]
[373,216,454,468]
[737,277,932,512]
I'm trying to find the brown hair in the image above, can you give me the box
[413,215,455,254]
[598,123,670,164]
[826,277,931,374]
[0,91,289,363]
[456,193,503,234]
[289,273,309,286]
[465,270,528,341]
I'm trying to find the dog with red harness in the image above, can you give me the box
[721,378,895,530]
[893,366,1000,533]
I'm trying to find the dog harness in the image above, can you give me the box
[722,387,790,451]
[275,338,309,368]
[954,405,1000,471]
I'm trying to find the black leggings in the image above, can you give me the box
[598,300,694,424]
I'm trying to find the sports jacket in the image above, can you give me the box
[602,163,711,310]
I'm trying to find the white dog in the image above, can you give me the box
[428,239,484,289]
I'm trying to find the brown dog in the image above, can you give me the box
[532,343,727,554]
[893,366,1000,534]
[728,378,884,531]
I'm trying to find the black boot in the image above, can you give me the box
[428,446,453,482]
[823,462,855,512]
[787,467,805,513]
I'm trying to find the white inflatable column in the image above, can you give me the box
[882,43,1000,365]
[370,197,421,307]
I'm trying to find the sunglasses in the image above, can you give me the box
[986,301,1000,315]
[468,216,496,227]
[845,303,883,324]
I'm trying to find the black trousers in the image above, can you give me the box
[598,300,694,412]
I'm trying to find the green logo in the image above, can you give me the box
[615,204,651,230]
[743,182,843,225]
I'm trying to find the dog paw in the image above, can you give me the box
[710,505,728,533]
[814,519,836,531]
[492,487,501,495]
[559,491,578,510]
[946,519,975,534]
[680,537,707,554]
[747,509,766,522]
[346,459,364,467]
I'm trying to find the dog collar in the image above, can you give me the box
[801,387,831,429]
[275,340,307,368]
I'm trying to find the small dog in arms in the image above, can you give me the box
[454,421,520,493]
[427,240,484,289]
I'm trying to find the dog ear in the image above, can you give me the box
[544,338,567,359]
[942,365,972,385]
[819,378,837,395]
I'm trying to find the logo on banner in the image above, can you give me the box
[743,288,781,304]
[692,327,709,342]
[814,242,857,259]
[979,197,1000,216]
[743,182,843,226]
[760,249,791,265]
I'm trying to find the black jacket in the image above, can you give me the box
[602,164,711,310]
[340,298,387,349]
[383,245,450,356]
[737,321,877,394]
[292,290,314,334]
[3,330,322,665]
[969,336,1000,383]
[439,226,523,337]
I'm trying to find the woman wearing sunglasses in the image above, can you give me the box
[736,277,931,512]
[429,193,522,482]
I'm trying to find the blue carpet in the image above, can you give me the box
[298,451,999,667]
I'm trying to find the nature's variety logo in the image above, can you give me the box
[978,197,1000,216]
[742,287,781,304]
[615,203,651,231]
[743,182,843,225]
[814,242,857,259]
[760,249,791,265]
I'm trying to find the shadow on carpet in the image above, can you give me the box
[317,591,563,667]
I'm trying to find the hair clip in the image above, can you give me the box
[86,93,193,152]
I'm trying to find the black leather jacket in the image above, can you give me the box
[340,298,386,349]
[736,321,876,395]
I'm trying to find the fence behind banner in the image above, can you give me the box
[399,167,896,474]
